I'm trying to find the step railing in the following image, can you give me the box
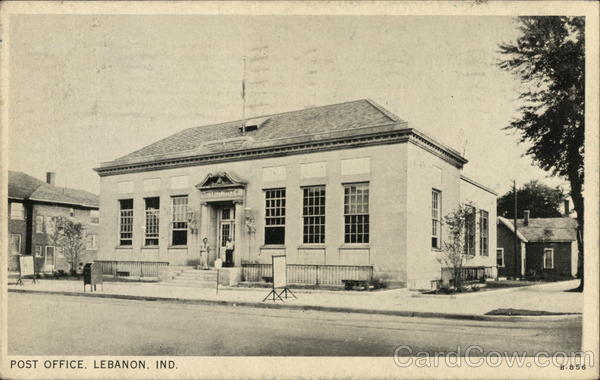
[441,266,494,284]
[94,260,170,279]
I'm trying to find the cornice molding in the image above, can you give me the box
[95,129,466,177]
[460,174,498,196]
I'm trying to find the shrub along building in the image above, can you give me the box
[95,99,497,289]
[496,209,578,280]
[8,171,100,274]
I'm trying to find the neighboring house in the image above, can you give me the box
[8,171,100,274]
[94,99,497,289]
[497,210,578,279]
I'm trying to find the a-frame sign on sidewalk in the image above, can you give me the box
[262,255,296,302]
[16,255,37,286]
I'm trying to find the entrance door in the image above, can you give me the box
[45,246,55,272]
[218,206,235,262]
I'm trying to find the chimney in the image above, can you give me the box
[523,210,530,226]
[46,172,56,186]
[564,199,570,216]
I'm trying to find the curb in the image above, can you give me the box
[411,279,580,299]
[8,288,581,322]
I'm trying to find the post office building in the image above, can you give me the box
[95,99,497,289]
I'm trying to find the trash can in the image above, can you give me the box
[83,262,103,292]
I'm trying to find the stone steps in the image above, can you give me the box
[170,266,196,273]
[177,271,219,280]
[162,279,218,288]
[165,268,220,288]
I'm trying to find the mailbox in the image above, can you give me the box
[83,262,103,292]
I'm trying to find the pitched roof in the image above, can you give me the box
[8,171,48,199]
[8,171,99,208]
[104,99,408,166]
[497,217,528,242]
[498,216,577,243]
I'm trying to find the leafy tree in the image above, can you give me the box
[498,16,584,289]
[49,216,86,275]
[437,202,476,292]
[497,180,567,218]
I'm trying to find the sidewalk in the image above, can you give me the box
[7,279,582,321]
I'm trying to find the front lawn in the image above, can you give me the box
[423,279,545,295]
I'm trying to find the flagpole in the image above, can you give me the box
[241,56,246,135]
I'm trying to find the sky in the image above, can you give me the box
[7,14,568,196]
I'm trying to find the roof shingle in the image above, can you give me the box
[498,216,578,243]
[8,171,99,208]
[107,99,405,166]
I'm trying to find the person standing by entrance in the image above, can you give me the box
[225,237,234,267]
[199,237,210,270]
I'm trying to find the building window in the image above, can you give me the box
[10,202,24,220]
[431,189,441,249]
[119,199,134,246]
[344,182,369,244]
[36,215,45,234]
[464,206,476,256]
[479,210,489,256]
[45,217,55,235]
[35,245,43,257]
[496,248,504,267]
[264,188,286,245]
[543,248,554,269]
[10,234,22,254]
[144,197,160,246]
[171,196,188,246]
[303,186,326,244]
[87,234,98,250]
[91,210,100,224]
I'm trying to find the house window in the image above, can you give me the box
[344,183,369,244]
[45,217,55,236]
[464,206,476,255]
[36,215,45,234]
[35,245,43,257]
[10,234,22,254]
[496,248,504,267]
[171,196,188,246]
[303,186,326,244]
[10,202,24,220]
[119,199,134,246]
[91,210,100,224]
[479,210,489,256]
[87,234,98,250]
[543,248,554,269]
[264,188,286,245]
[432,189,441,249]
[144,197,160,246]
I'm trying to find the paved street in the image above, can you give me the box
[9,293,581,356]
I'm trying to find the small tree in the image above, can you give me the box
[437,202,476,291]
[49,216,86,275]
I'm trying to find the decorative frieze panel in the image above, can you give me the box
[262,166,286,182]
[341,157,370,175]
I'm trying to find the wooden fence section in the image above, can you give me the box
[242,263,373,286]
